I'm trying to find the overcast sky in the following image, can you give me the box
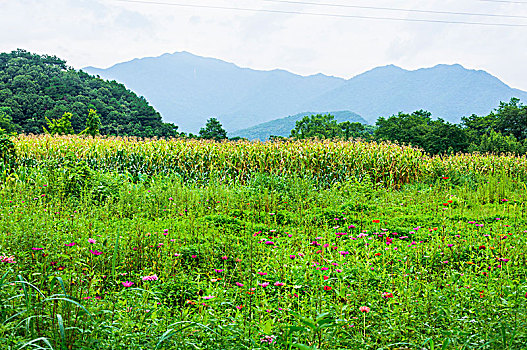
[1,0,526,90]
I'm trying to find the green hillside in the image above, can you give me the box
[231,110,368,140]
[0,49,179,137]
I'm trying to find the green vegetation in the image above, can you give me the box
[0,50,179,137]
[0,135,526,349]
[199,117,228,141]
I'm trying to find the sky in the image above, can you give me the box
[1,0,526,90]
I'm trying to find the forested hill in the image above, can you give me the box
[0,49,179,137]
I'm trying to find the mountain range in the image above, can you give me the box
[84,52,527,133]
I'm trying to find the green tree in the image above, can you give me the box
[290,114,340,139]
[199,118,227,141]
[375,110,469,154]
[0,107,17,134]
[477,130,525,155]
[44,112,75,135]
[80,108,101,137]
[493,98,527,141]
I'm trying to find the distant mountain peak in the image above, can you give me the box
[82,52,527,132]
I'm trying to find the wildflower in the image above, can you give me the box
[374,253,381,256]
[88,238,96,244]
[479,245,486,250]
[236,305,243,310]
[289,255,296,259]
[235,282,244,287]
[442,176,449,179]
[31,247,43,251]
[214,269,224,273]
[260,335,276,344]
[258,282,269,287]
[323,286,332,291]
[90,250,103,256]
[323,275,329,280]
[141,274,159,281]
[274,282,285,287]
[122,281,134,287]
[264,241,275,245]
[191,255,197,258]
[257,272,267,276]
[359,306,370,313]
[382,292,394,298]
[1,255,16,263]
[221,256,228,260]
[372,219,380,223]
[203,295,215,300]
[65,242,76,247]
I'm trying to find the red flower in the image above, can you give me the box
[374,253,381,256]
[372,219,380,223]
[323,286,332,291]
[447,200,453,204]
[442,176,449,180]
[479,245,486,250]
[323,275,329,280]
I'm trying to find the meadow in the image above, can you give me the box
[0,135,526,349]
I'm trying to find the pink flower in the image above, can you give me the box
[88,238,96,244]
[257,272,267,276]
[359,306,370,313]
[260,335,276,344]
[214,269,224,273]
[141,274,159,281]
[90,250,103,256]
[65,242,76,247]
[289,255,296,259]
[236,305,243,310]
[0,255,16,263]
[274,282,285,287]
[221,256,228,260]
[122,281,134,287]
[191,255,197,258]
[202,295,215,300]
[258,282,270,287]
[235,282,244,287]
[31,247,43,251]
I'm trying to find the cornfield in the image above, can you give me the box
[3,134,527,186]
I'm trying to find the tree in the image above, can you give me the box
[43,112,75,135]
[0,107,17,134]
[494,98,527,141]
[199,118,227,141]
[290,114,340,139]
[80,108,101,137]
[375,110,469,154]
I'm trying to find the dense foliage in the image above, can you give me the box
[0,49,179,137]
[0,136,526,349]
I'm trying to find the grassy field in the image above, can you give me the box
[1,135,527,349]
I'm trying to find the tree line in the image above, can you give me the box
[288,98,527,155]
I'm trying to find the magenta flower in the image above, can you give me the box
[264,241,274,245]
[257,272,267,276]
[221,256,228,260]
[31,247,43,251]
[88,238,96,244]
[64,242,76,247]
[90,250,103,256]
[214,269,224,273]
[0,255,16,263]
[258,282,270,287]
[202,295,215,300]
[141,274,159,281]
[289,255,296,259]
[191,255,197,258]
[122,281,134,287]
[274,282,285,287]
[235,282,244,287]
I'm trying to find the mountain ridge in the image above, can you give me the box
[83,52,527,133]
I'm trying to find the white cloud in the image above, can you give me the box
[1,0,526,89]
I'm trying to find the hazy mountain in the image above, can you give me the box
[305,64,527,123]
[84,52,344,132]
[232,110,366,141]
[84,52,527,132]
